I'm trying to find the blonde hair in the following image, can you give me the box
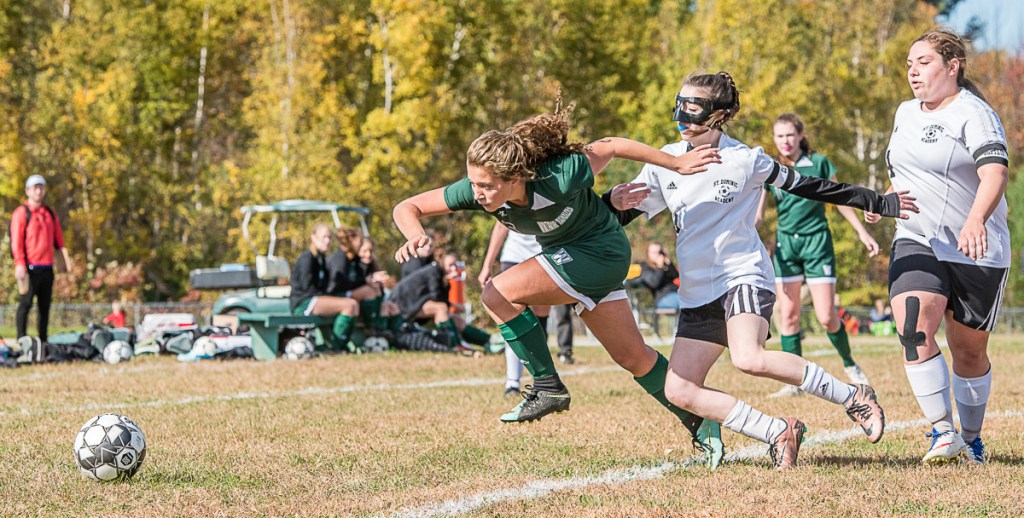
[466,92,585,181]
[308,223,331,255]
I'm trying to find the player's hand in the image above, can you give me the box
[610,182,651,211]
[671,144,720,175]
[370,271,389,284]
[478,265,492,286]
[864,211,881,224]
[957,217,988,261]
[395,234,432,263]
[14,264,27,281]
[858,230,880,257]
[878,190,918,219]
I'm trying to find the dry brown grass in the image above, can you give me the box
[1,335,1022,517]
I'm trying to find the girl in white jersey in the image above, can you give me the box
[864,28,1010,464]
[608,72,918,469]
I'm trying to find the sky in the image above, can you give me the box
[944,0,1024,51]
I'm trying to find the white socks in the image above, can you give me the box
[904,353,954,431]
[504,344,523,390]
[953,368,991,442]
[723,400,787,444]
[799,361,856,405]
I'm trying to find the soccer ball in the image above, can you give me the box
[283,336,314,360]
[102,340,132,365]
[362,336,389,354]
[191,336,218,357]
[73,413,147,481]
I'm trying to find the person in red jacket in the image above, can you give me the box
[10,175,72,342]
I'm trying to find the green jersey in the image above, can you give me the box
[767,153,835,235]
[443,152,621,248]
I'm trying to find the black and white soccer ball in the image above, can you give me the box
[283,336,314,360]
[362,336,389,354]
[102,340,132,365]
[73,413,147,481]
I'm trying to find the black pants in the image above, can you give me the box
[17,267,54,341]
[552,303,574,357]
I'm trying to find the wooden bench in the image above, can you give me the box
[236,313,336,361]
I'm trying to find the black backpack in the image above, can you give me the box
[9,204,58,261]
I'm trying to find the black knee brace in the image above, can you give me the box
[898,296,926,361]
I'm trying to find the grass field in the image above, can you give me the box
[2,334,1023,516]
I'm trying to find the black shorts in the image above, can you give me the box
[676,285,775,347]
[889,239,1008,331]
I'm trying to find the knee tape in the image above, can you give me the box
[899,296,926,361]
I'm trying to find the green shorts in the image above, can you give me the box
[773,229,836,284]
[535,228,631,311]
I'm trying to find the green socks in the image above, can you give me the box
[439,318,461,347]
[460,325,491,346]
[361,297,392,330]
[498,309,557,379]
[827,326,856,367]
[781,333,802,357]
[332,314,355,350]
[634,353,703,437]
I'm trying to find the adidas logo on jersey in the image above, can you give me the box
[667,182,677,190]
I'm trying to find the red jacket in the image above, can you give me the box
[10,202,65,268]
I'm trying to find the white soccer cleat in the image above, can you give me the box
[768,384,803,398]
[922,428,967,464]
[844,364,870,385]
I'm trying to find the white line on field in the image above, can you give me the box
[390,409,1022,518]
[0,365,624,417]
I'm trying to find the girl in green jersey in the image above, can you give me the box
[392,98,729,467]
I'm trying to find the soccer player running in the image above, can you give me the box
[755,113,876,398]
[392,97,729,467]
[864,28,1010,464]
[607,72,917,469]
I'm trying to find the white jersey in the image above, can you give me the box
[634,135,801,307]
[886,89,1010,268]
[500,230,543,264]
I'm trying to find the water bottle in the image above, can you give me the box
[0,342,9,360]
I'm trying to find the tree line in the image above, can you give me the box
[1,0,1021,306]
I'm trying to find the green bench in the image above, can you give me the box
[237,313,336,361]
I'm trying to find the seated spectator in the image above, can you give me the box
[290,223,359,350]
[327,228,401,337]
[834,294,860,336]
[102,301,127,328]
[869,298,896,336]
[869,298,893,323]
[627,243,680,311]
[388,252,492,349]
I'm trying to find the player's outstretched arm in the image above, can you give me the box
[766,162,918,219]
[601,182,651,227]
[585,138,720,175]
[392,188,452,263]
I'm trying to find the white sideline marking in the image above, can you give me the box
[0,365,623,417]
[390,409,1022,518]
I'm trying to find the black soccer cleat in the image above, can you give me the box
[500,384,571,423]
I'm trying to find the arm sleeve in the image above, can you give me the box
[766,161,903,217]
[10,207,27,267]
[964,104,1009,168]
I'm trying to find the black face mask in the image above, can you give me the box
[672,95,730,126]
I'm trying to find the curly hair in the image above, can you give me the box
[466,92,586,181]
[681,71,741,129]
